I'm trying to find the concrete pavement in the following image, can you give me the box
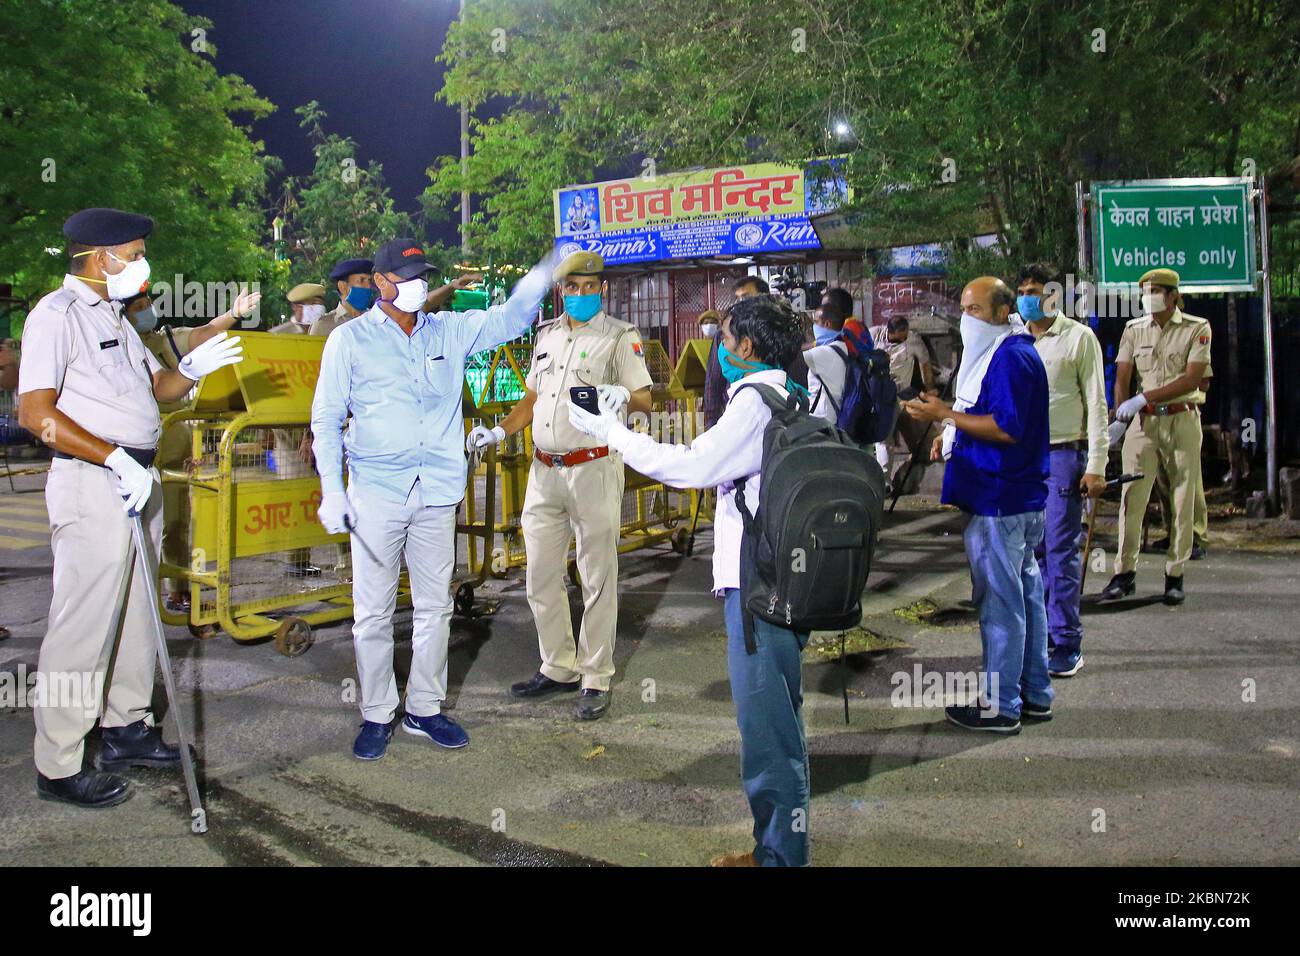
[1,467,1297,866]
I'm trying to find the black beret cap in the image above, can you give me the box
[373,238,433,280]
[329,257,374,282]
[62,207,154,246]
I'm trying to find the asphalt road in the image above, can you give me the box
[1,467,1297,866]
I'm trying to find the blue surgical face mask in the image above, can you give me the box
[1016,293,1044,323]
[130,305,158,334]
[564,293,602,322]
[813,324,840,346]
[346,285,376,312]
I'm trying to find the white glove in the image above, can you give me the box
[1114,392,1147,423]
[1107,419,1129,447]
[567,400,615,442]
[179,332,244,380]
[105,447,153,516]
[511,250,560,310]
[597,384,631,416]
[317,491,356,536]
[466,424,505,454]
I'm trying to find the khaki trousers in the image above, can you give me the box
[1116,410,1202,578]
[522,455,624,691]
[36,457,163,779]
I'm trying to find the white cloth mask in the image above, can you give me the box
[388,277,428,313]
[299,304,326,325]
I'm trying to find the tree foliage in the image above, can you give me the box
[429,0,1299,282]
[0,0,275,302]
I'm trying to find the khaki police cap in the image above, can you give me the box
[1138,268,1180,288]
[287,282,327,303]
[553,251,605,282]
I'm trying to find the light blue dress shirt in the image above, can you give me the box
[311,293,541,506]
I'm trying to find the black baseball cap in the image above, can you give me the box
[373,238,434,280]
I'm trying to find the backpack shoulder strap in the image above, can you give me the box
[733,381,795,415]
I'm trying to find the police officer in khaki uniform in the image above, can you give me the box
[310,259,374,339]
[124,288,262,610]
[1100,268,1210,606]
[272,282,327,334]
[17,208,244,808]
[469,252,653,719]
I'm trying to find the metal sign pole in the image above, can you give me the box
[1256,179,1278,506]
[1074,180,1088,280]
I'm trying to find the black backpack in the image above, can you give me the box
[732,383,885,657]
[823,327,898,445]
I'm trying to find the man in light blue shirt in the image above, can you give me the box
[311,238,551,760]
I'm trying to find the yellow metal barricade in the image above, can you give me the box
[462,338,711,584]
[156,332,377,655]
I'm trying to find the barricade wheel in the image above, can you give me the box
[188,623,220,641]
[454,583,475,616]
[274,617,313,657]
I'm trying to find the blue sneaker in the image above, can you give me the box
[353,719,396,760]
[402,712,469,749]
[1049,650,1083,678]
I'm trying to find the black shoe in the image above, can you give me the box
[96,719,183,771]
[1143,536,1170,554]
[1098,572,1136,601]
[1021,700,1053,722]
[944,704,1020,734]
[1191,542,1207,561]
[574,689,611,721]
[510,672,581,699]
[1163,575,1185,606]
[37,769,131,809]
[285,563,323,578]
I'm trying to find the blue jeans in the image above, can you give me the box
[723,589,810,867]
[964,512,1053,718]
[1034,449,1085,654]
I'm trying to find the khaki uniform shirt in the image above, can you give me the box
[870,325,929,391]
[526,310,654,454]
[1117,308,1212,405]
[1030,314,1110,475]
[310,301,357,339]
[18,275,162,448]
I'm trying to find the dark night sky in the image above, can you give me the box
[179,0,463,243]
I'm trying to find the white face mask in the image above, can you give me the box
[959,311,1007,363]
[104,251,151,301]
[384,277,428,313]
[299,303,326,325]
[1140,292,1167,314]
[700,322,719,338]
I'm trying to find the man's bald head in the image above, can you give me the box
[960,276,1015,325]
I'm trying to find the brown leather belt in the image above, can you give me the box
[535,446,610,468]
[1141,402,1194,416]
[1050,439,1088,451]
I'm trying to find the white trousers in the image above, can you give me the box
[349,479,457,723]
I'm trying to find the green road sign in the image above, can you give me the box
[1092,178,1256,291]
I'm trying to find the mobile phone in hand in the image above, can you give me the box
[570,386,601,415]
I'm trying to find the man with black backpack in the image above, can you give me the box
[567,294,883,867]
